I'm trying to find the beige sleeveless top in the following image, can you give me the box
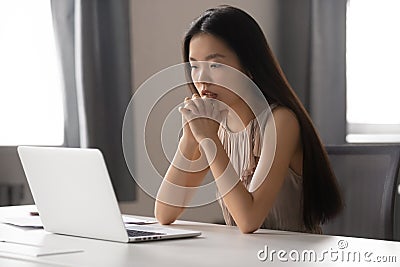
[217,105,321,234]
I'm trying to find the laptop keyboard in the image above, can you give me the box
[127,229,166,237]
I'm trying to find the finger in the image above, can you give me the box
[183,99,199,114]
[179,107,194,121]
[192,94,206,115]
[202,96,215,116]
[211,104,220,121]
[215,100,228,114]
[183,97,191,110]
[214,108,228,123]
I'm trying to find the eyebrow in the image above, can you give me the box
[189,53,226,61]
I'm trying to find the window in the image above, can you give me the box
[346,0,400,142]
[0,0,64,146]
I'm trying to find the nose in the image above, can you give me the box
[198,68,211,83]
[192,64,212,84]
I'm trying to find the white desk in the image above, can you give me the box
[0,205,399,266]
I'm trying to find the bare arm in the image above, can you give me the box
[199,107,301,233]
[155,132,210,224]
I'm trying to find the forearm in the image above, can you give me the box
[155,137,207,224]
[199,137,262,233]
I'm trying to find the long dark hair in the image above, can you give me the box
[182,5,343,230]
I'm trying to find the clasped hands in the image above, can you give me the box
[178,94,228,144]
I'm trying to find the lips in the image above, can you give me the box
[201,89,217,99]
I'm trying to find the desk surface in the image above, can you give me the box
[1,205,400,266]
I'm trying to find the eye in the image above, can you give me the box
[190,64,198,70]
[210,63,222,69]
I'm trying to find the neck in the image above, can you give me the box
[226,102,255,133]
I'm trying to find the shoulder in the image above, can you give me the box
[261,106,301,157]
[270,106,300,134]
[257,106,301,157]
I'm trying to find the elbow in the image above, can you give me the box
[235,212,263,233]
[155,212,175,225]
[237,220,261,234]
[238,225,259,234]
[154,203,177,225]
[156,216,175,225]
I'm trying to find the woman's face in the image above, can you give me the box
[189,33,249,109]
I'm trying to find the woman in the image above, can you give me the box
[155,5,342,234]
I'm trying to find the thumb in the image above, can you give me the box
[179,107,192,120]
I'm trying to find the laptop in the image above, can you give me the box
[17,146,201,243]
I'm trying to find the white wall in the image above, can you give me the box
[121,0,278,223]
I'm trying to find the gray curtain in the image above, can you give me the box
[274,0,347,145]
[50,0,80,148]
[51,0,135,201]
